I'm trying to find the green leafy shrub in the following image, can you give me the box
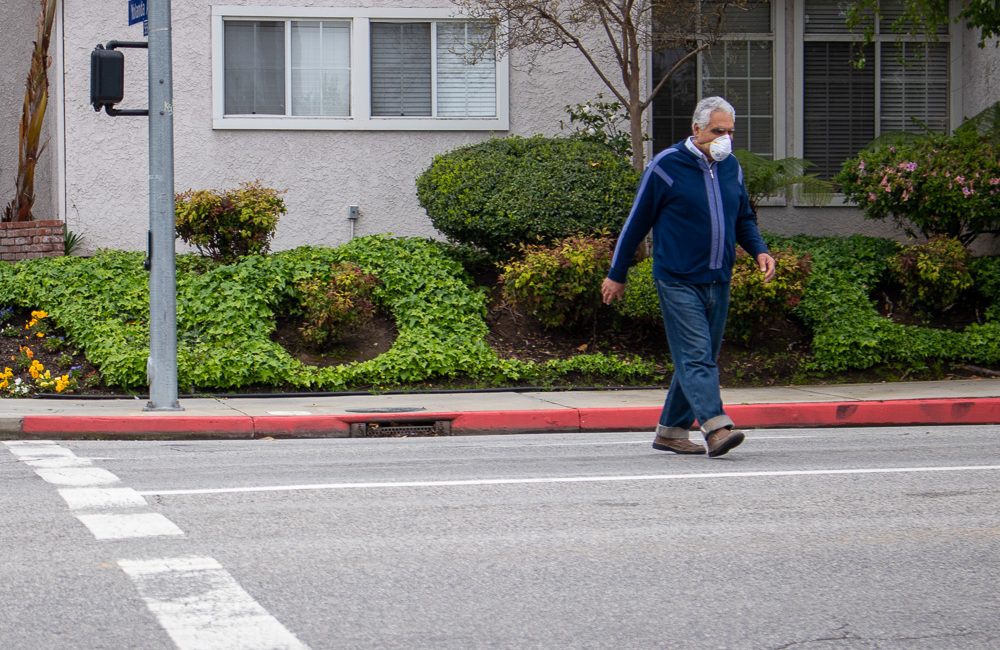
[500,235,613,329]
[611,249,812,344]
[889,236,972,314]
[416,136,639,261]
[835,128,1000,246]
[728,249,811,344]
[733,150,833,212]
[294,262,379,348]
[614,258,659,324]
[0,238,671,391]
[970,255,1000,321]
[560,93,633,160]
[175,181,286,264]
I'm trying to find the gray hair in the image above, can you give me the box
[692,97,736,129]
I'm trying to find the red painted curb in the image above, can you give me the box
[450,409,580,435]
[21,415,255,438]
[15,397,1000,439]
[252,415,351,438]
[578,398,1000,431]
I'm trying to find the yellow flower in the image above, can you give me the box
[31,310,48,320]
[36,332,45,338]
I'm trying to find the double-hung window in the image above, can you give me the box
[652,1,778,157]
[223,20,351,117]
[213,7,509,130]
[800,0,951,179]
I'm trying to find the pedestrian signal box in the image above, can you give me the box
[90,41,148,116]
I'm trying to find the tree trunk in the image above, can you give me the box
[3,0,56,223]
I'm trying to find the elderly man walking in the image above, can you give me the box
[601,97,775,457]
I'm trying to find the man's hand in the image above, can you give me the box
[601,278,626,305]
[757,253,776,283]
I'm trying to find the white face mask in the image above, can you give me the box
[708,135,732,162]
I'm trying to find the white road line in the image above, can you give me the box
[35,467,119,487]
[25,455,94,468]
[118,557,310,650]
[59,487,148,510]
[76,513,185,539]
[6,444,75,459]
[34,466,120,486]
[138,464,1000,496]
[522,435,815,447]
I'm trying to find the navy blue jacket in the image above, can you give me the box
[607,139,768,285]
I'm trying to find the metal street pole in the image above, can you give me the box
[145,0,181,411]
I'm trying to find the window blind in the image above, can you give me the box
[803,42,876,179]
[291,21,351,116]
[879,42,949,134]
[224,21,285,115]
[370,22,432,117]
[437,23,496,117]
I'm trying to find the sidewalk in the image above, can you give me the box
[2,378,1000,440]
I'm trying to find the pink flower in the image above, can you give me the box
[955,175,966,184]
[963,186,974,197]
[859,160,866,171]
[990,178,1000,186]
[868,192,877,202]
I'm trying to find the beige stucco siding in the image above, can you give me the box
[59,0,606,254]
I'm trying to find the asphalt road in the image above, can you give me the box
[3,426,1000,649]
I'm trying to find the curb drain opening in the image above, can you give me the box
[350,419,452,438]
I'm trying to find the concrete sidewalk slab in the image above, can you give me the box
[1,379,999,440]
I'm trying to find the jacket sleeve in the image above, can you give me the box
[734,168,768,258]
[607,165,660,283]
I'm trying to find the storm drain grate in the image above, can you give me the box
[350,419,452,438]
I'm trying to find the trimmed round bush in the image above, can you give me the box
[175,180,286,264]
[416,136,640,261]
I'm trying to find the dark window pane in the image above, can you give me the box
[803,42,875,179]
[224,21,285,115]
[371,22,431,117]
[651,48,697,154]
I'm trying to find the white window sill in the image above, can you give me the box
[213,115,510,131]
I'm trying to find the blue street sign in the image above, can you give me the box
[128,0,146,26]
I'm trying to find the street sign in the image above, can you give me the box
[128,0,148,36]
[128,0,146,25]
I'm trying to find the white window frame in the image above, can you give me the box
[212,6,510,130]
[645,0,786,172]
[792,0,962,203]
[696,0,786,162]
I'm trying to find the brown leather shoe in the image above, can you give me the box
[705,427,745,457]
[652,436,705,454]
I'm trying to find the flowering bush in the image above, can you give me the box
[836,129,1000,245]
[1,310,78,397]
[560,94,634,160]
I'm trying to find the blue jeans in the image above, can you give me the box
[654,279,735,437]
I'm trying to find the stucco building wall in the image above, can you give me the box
[60,0,606,254]
[46,1,1000,254]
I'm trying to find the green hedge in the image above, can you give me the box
[416,135,640,260]
[0,236,654,391]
